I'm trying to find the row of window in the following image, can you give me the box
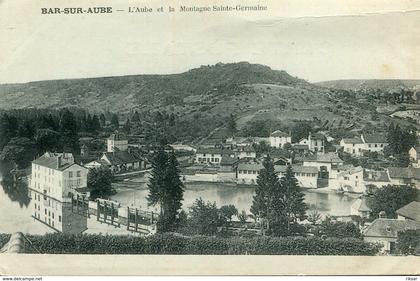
[197,157,220,162]
[238,170,259,175]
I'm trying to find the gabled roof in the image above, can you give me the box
[337,166,364,177]
[303,152,344,164]
[362,133,388,144]
[363,218,420,238]
[32,152,83,171]
[396,201,420,222]
[107,133,127,141]
[341,137,363,144]
[239,146,256,153]
[310,133,325,140]
[102,151,141,165]
[237,163,263,171]
[220,156,238,166]
[387,167,420,180]
[270,130,290,138]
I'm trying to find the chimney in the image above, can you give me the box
[57,155,62,168]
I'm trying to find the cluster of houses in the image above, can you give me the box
[84,133,147,173]
[362,201,420,254]
[186,130,420,192]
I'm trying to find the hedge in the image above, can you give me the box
[0,233,381,255]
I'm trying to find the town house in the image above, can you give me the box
[195,148,235,165]
[107,133,128,152]
[28,152,89,233]
[298,132,325,154]
[269,130,291,148]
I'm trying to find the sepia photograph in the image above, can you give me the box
[0,0,419,276]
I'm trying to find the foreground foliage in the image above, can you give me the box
[0,233,380,255]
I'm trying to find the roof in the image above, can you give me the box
[240,146,256,153]
[275,165,318,174]
[102,151,141,165]
[362,133,387,144]
[396,201,420,222]
[291,144,309,150]
[341,137,363,144]
[32,152,83,171]
[303,152,344,164]
[351,198,371,212]
[388,167,420,180]
[220,156,238,166]
[270,130,290,138]
[363,218,420,238]
[363,170,390,182]
[107,133,127,141]
[237,163,263,171]
[310,133,325,140]
[338,166,364,177]
[196,148,234,155]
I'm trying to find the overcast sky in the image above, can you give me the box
[0,0,419,84]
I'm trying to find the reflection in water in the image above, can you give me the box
[111,182,358,217]
[28,189,88,234]
[0,167,358,235]
[0,161,31,208]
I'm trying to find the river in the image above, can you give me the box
[0,162,359,235]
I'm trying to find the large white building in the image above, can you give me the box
[195,148,235,165]
[29,152,89,233]
[298,132,325,154]
[340,133,388,156]
[107,133,128,152]
[269,130,291,148]
[236,163,318,188]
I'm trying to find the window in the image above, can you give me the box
[355,176,358,179]
[77,171,81,177]
[215,158,219,162]
[344,176,349,180]
[368,144,371,148]
[45,209,47,215]
[381,144,384,147]
[59,216,61,222]
[69,171,73,178]
[52,213,54,219]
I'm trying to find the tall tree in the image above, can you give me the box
[147,148,184,231]
[227,113,237,137]
[250,155,279,232]
[110,113,119,130]
[99,113,106,127]
[147,147,169,214]
[276,165,307,235]
[123,118,131,135]
[132,111,140,123]
[59,109,79,153]
[161,151,185,230]
[91,115,101,132]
